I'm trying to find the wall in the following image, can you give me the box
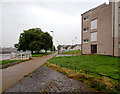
[82,3,113,55]
[97,3,113,56]
[113,2,120,57]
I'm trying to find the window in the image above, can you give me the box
[91,19,97,30]
[83,39,89,43]
[83,16,89,21]
[119,43,120,48]
[91,32,97,42]
[83,27,89,32]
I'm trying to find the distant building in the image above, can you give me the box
[81,2,120,57]
[69,44,81,51]
[59,44,81,52]
[0,47,18,54]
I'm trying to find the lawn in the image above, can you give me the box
[0,60,23,65]
[49,55,119,80]
[61,50,81,54]
[32,52,53,57]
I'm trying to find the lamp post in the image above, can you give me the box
[50,31,54,52]
[57,40,60,54]
[72,40,74,46]
[75,37,77,54]
[57,41,59,47]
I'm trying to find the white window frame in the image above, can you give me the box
[119,7,120,13]
[119,43,120,48]
[91,32,97,42]
[91,19,97,30]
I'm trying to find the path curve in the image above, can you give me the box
[2,52,57,92]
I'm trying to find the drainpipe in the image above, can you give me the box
[81,15,83,55]
[113,2,115,57]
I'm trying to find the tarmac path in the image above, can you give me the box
[2,52,57,92]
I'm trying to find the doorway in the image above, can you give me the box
[91,45,97,54]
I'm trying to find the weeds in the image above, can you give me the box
[45,62,120,93]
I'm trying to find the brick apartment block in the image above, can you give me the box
[81,1,120,57]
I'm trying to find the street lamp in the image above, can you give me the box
[57,40,60,54]
[72,40,74,46]
[75,37,77,45]
[50,31,54,52]
[75,37,77,54]
[57,41,59,47]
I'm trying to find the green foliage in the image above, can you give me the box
[57,45,62,50]
[50,45,56,51]
[1,60,22,65]
[32,52,52,57]
[29,41,42,53]
[14,28,53,53]
[61,50,81,54]
[53,46,56,51]
[49,55,119,81]
[65,46,68,50]
[90,81,106,91]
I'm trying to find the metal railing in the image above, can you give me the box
[1,51,32,60]
[54,63,120,81]
[14,51,32,59]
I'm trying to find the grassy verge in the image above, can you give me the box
[47,55,120,92]
[0,52,53,66]
[49,55,119,80]
[32,52,52,57]
[0,60,23,65]
[61,50,81,54]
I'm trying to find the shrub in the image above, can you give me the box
[90,81,106,91]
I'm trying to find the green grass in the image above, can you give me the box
[0,60,23,65]
[32,52,52,57]
[61,50,81,54]
[0,52,53,65]
[49,55,119,80]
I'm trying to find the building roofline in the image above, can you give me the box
[81,3,108,16]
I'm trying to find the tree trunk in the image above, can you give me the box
[45,50,47,53]
[31,51,33,54]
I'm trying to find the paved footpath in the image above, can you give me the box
[5,66,94,93]
[2,52,57,92]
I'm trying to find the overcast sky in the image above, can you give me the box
[1,0,108,48]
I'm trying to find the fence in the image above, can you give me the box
[11,51,32,60]
[1,51,32,60]
[54,63,120,81]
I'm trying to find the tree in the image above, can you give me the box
[65,46,68,50]
[14,28,53,54]
[42,32,53,52]
[57,45,62,50]
[29,41,42,53]
[53,46,56,51]
[50,45,56,51]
